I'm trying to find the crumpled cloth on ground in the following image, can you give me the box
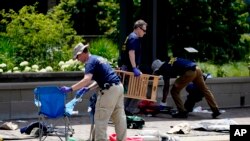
[0,122,18,130]
[167,122,191,134]
[137,129,180,141]
[191,118,238,132]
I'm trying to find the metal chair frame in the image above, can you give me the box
[34,86,74,141]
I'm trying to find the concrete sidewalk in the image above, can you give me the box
[1,107,250,141]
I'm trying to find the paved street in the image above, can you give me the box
[0,107,250,141]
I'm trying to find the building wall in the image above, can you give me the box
[158,77,250,109]
[0,74,249,120]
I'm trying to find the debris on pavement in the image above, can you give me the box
[0,122,18,130]
[192,118,238,132]
[137,129,180,141]
[167,122,191,134]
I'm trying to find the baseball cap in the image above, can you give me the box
[73,43,89,59]
[151,59,164,73]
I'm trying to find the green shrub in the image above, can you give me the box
[197,62,218,77]
[221,62,249,77]
[0,2,83,70]
[0,35,15,70]
[89,38,119,68]
[197,61,249,77]
[96,0,120,41]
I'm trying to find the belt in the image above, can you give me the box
[101,82,120,90]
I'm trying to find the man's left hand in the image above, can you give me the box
[133,67,141,77]
[60,86,72,93]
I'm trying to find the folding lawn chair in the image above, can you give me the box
[34,85,75,141]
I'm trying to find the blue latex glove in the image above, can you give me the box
[133,67,141,77]
[76,87,89,97]
[60,86,72,93]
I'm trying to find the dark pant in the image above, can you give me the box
[171,67,219,113]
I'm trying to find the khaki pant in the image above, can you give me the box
[94,83,127,141]
[171,67,219,113]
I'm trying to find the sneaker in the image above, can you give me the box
[212,111,221,119]
[172,112,188,118]
[160,101,167,107]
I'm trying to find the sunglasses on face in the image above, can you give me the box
[139,27,146,33]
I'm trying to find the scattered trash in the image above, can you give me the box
[109,133,143,141]
[220,109,226,113]
[137,100,173,116]
[137,129,162,141]
[192,118,238,132]
[68,137,78,141]
[193,106,212,113]
[137,129,180,141]
[29,127,40,137]
[138,129,160,136]
[110,130,180,141]
[167,122,191,134]
[20,121,47,135]
[0,122,18,130]
[126,115,145,129]
[192,106,226,114]
[15,120,27,123]
[161,135,180,141]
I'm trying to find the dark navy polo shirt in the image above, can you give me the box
[125,32,141,70]
[156,57,197,79]
[84,55,120,87]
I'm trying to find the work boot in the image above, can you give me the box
[211,108,221,119]
[172,111,188,118]
[212,110,221,119]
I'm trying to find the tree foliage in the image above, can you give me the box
[93,0,249,63]
[89,38,119,67]
[95,0,140,42]
[168,0,250,63]
[95,0,120,41]
[0,1,83,69]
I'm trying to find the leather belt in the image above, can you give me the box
[101,82,120,90]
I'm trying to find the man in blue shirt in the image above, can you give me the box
[120,19,147,76]
[151,57,221,119]
[61,43,127,141]
[120,19,147,114]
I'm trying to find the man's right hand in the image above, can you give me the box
[76,87,89,97]
[133,67,141,77]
